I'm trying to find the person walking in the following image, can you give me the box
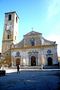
[17,65,20,73]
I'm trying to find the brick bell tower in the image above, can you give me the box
[2,11,19,53]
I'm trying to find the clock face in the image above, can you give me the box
[6,25,9,30]
[6,25,12,30]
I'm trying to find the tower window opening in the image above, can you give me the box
[8,14,11,21]
[16,17,18,23]
[7,35,10,39]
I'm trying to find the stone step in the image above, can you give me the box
[6,65,60,69]
[9,66,41,69]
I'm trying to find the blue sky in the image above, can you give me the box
[0,0,60,56]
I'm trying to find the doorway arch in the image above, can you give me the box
[16,58,20,66]
[31,56,36,66]
[47,57,52,66]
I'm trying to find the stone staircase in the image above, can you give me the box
[9,66,41,69]
[43,65,60,69]
[9,65,60,69]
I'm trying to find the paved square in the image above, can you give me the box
[0,69,60,90]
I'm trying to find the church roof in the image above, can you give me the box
[15,39,24,48]
[24,31,42,36]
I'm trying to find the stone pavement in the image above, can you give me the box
[0,69,60,90]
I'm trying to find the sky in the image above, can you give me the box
[0,0,60,56]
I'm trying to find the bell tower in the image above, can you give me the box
[2,11,19,53]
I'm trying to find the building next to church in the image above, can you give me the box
[2,11,58,67]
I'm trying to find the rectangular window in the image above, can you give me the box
[8,14,11,21]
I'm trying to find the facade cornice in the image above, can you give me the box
[10,44,57,51]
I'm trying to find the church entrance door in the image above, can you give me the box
[31,56,36,66]
[16,58,20,66]
[47,57,52,66]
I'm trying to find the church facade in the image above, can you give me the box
[2,11,58,67]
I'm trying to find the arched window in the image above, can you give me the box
[30,38,35,46]
[47,50,51,54]
[7,35,10,39]
[7,30,11,39]
[16,52,20,57]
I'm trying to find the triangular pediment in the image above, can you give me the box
[24,31,42,36]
